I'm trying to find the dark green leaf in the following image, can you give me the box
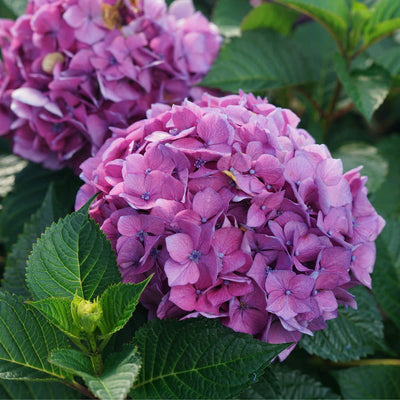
[372,45,400,78]
[241,3,299,35]
[0,380,79,399]
[291,22,338,112]
[333,143,388,193]
[373,216,400,330]
[0,155,26,199]
[334,55,391,120]
[334,365,400,399]
[28,297,82,340]
[0,0,26,17]
[300,286,384,362]
[26,199,121,301]
[241,365,340,399]
[98,278,151,338]
[239,367,281,399]
[373,135,400,216]
[200,29,314,92]
[364,0,400,46]
[50,345,141,400]
[131,318,287,399]
[274,0,349,50]
[2,185,69,297]
[212,0,252,37]
[0,291,70,381]
[0,163,80,251]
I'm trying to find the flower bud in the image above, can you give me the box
[41,52,65,74]
[71,295,102,335]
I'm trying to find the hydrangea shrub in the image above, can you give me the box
[0,0,221,170]
[76,91,385,356]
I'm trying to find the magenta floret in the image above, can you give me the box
[0,0,221,171]
[76,91,385,358]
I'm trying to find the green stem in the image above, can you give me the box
[66,380,98,399]
[87,334,103,376]
[339,359,400,367]
[322,79,343,142]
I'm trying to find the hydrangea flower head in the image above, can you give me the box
[0,0,221,171]
[76,91,385,357]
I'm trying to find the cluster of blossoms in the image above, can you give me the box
[0,0,221,170]
[76,91,385,357]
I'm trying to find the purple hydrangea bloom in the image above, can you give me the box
[76,90,385,358]
[0,0,221,171]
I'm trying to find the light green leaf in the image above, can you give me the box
[98,278,151,338]
[212,0,252,37]
[274,0,349,50]
[200,29,314,92]
[334,55,391,120]
[0,0,26,17]
[26,199,121,301]
[0,291,70,381]
[0,380,79,400]
[50,345,141,400]
[333,143,388,193]
[131,318,287,399]
[373,135,400,216]
[2,185,66,297]
[373,216,400,330]
[0,163,80,251]
[364,0,400,45]
[28,297,82,340]
[300,286,384,362]
[349,2,372,53]
[334,365,400,399]
[241,3,299,35]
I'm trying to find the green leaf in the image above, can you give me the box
[26,199,121,301]
[333,143,388,193]
[239,367,282,399]
[0,291,70,381]
[0,380,79,400]
[371,45,400,77]
[300,286,384,362]
[364,0,400,46]
[334,55,391,120]
[373,135,400,216]
[50,345,141,400]
[28,297,82,340]
[241,3,299,35]
[273,366,340,399]
[373,216,400,330]
[349,2,372,53]
[2,185,68,297]
[0,163,80,251]
[98,278,151,338]
[0,155,26,199]
[200,29,314,93]
[0,0,27,17]
[212,0,252,37]
[334,365,400,399]
[241,365,340,399]
[274,0,349,51]
[131,318,287,399]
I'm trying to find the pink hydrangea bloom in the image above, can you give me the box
[76,90,385,358]
[0,0,221,171]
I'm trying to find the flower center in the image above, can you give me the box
[189,250,201,263]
